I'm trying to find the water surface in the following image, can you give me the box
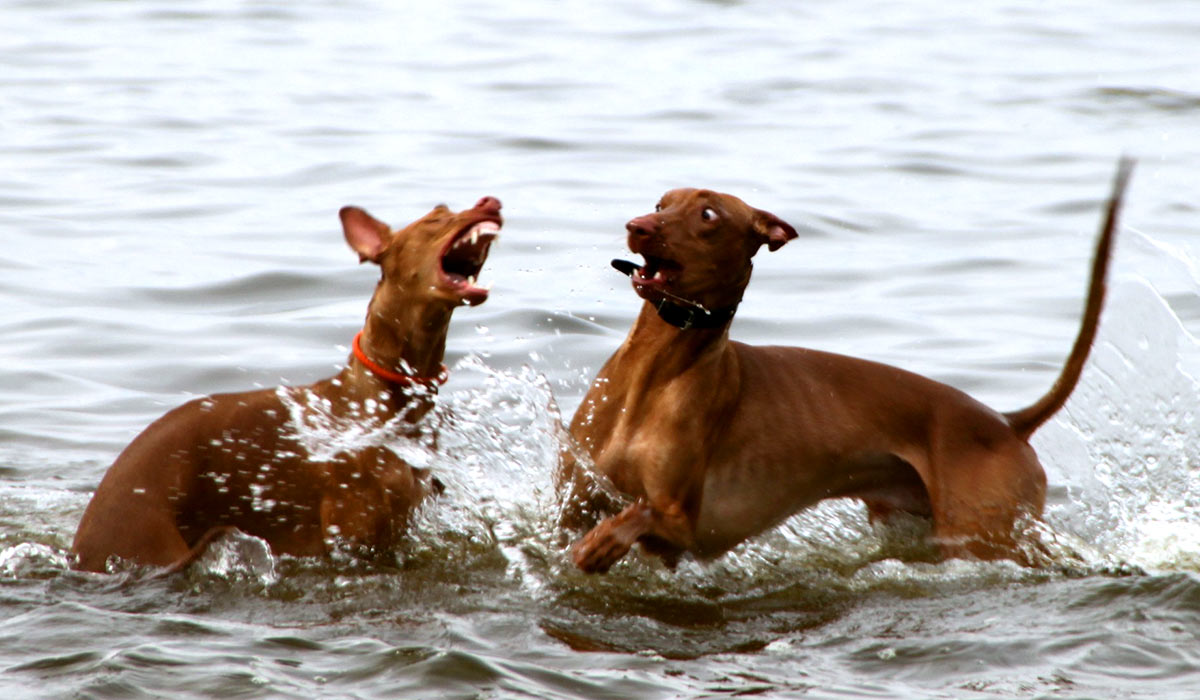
[3,0,1200,697]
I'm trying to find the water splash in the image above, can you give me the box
[0,543,70,579]
[188,529,279,584]
[404,355,565,590]
[1036,237,1200,572]
[276,384,438,465]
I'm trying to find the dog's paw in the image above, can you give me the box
[571,523,632,574]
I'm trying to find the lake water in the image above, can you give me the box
[3,0,1200,697]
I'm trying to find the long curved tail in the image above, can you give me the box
[1005,158,1135,440]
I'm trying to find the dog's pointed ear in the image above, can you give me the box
[754,208,798,252]
[340,206,392,264]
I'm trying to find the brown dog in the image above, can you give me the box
[71,197,502,573]
[559,162,1133,572]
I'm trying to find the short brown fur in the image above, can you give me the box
[560,162,1132,572]
[72,197,502,573]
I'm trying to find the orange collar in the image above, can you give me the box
[352,331,448,388]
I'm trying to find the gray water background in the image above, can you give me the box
[3,0,1200,697]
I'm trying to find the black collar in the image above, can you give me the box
[651,297,738,330]
[611,259,738,330]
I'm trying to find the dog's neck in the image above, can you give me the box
[335,294,456,412]
[625,301,732,368]
[352,332,447,385]
[359,299,452,377]
[584,302,738,426]
[649,295,739,330]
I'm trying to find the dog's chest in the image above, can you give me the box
[584,389,703,497]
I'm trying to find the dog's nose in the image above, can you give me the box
[474,196,502,214]
[626,214,658,237]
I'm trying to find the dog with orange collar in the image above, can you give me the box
[72,197,501,573]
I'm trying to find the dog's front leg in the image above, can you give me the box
[571,498,692,573]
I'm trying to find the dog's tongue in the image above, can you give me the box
[611,259,640,277]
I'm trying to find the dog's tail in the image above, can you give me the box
[152,525,239,579]
[1005,158,1134,441]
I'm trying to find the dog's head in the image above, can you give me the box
[340,197,501,307]
[624,188,796,312]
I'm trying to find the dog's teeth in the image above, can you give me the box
[467,275,476,286]
[470,229,479,245]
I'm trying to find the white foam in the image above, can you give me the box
[0,543,70,578]
[1034,239,1200,572]
[402,356,565,586]
[190,529,279,584]
[276,385,439,465]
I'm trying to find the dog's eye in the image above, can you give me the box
[701,207,718,221]
[655,203,663,212]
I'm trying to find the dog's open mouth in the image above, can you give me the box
[613,253,721,321]
[614,255,681,294]
[441,219,500,305]
[637,256,680,284]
